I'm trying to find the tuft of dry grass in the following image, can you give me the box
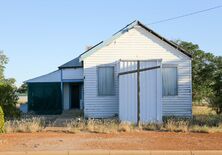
[164,118,189,132]
[118,122,134,132]
[189,125,209,133]
[4,117,45,133]
[142,123,161,131]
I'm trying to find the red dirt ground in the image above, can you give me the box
[0,131,222,151]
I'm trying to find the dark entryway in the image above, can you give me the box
[70,84,80,109]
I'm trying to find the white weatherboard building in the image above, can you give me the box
[26,20,192,123]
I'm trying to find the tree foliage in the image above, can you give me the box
[0,51,20,118]
[210,56,222,114]
[0,51,8,81]
[17,83,28,94]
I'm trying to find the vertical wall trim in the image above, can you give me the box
[190,60,193,117]
[156,60,162,122]
[137,60,140,125]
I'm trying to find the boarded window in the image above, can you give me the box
[98,66,114,96]
[162,67,178,96]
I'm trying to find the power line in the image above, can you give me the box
[148,5,222,25]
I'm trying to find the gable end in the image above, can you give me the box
[79,20,191,61]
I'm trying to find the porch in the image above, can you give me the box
[26,67,84,115]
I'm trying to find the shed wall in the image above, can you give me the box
[28,83,62,114]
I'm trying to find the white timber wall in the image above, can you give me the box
[83,25,192,118]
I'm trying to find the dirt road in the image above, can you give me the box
[0,131,222,151]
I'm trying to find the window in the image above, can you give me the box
[162,66,178,96]
[97,66,114,96]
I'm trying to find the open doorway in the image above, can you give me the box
[70,84,80,109]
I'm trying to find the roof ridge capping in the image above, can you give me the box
[79,20,191,61]
[136,20,191,58]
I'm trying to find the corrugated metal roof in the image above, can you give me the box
[58,57,82,69]
[25,70,61,83]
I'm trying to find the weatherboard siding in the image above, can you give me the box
[62,68,83,80]
[83,26,192,118]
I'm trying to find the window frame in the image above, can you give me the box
[162,64,178,97]
[97,66,115,96]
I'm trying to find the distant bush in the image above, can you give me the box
[0,106,4,133]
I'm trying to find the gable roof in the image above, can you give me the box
[79,20,191,61]
[58,56,82,69]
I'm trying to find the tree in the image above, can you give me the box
[210,56,222,114]
[0,51,20,118]
[0,51,8,81]
[0,82,19,118]
[17,83,28,94]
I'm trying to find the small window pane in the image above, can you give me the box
[98,67,114,96]
[162,67,177,96]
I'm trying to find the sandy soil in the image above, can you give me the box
[0,131,222,151]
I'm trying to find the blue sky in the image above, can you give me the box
[0,0,222,86]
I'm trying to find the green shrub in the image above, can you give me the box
[0,82,20,119]
[0,106,4,133]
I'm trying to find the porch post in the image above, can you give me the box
[61,69,64,111]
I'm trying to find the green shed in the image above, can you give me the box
[28,83,62,114]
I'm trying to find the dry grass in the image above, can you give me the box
[17,95,27,104]
[4,117,45,133]
[3,105,222,134]
[164,118,189,132]
[192,106,215,115]
[66,118,134,134]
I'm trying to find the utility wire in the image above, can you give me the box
[148,5,222,25]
